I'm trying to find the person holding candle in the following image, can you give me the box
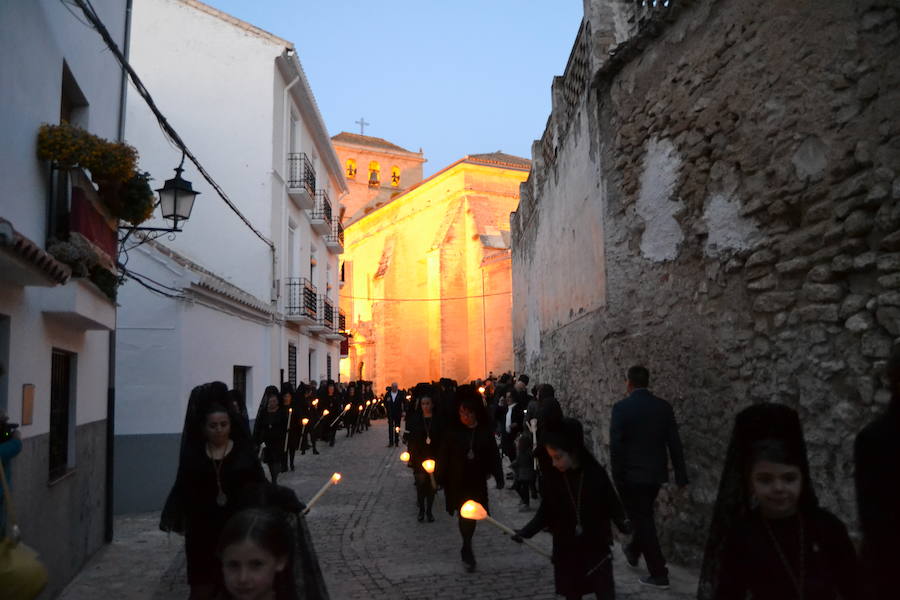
[318,380,340,447]
[406,386,445,522]
[299,385,319,456]
[161,383,267,600]
[512,417,629,600]
[254,387,287,484]
[344,382,360,438]
[281,383,302,472]
[436,385,503,572]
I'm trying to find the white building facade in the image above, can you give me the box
[115,0,346,513]
[0,0,126,596]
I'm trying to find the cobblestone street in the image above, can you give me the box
[61,420,697,599]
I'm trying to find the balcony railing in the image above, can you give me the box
[338,310,346,333]
[320,295,334,329]
[325,219,344,253]
[285,277,317,320]
[310,190,332,235]
[287,153,315,194]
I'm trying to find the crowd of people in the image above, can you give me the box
[389,357,899,600]
[72,347,895,600]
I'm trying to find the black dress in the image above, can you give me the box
[518,460,626,599]
[254,408,287,468]
[715,507,863,600]
[173,442,266,585]
[437,424,502,514]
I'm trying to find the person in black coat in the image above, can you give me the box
[513,418,629,600]
[855,344,900,600]
[405,388,445,522]
[436,385,503,572]
[254,386,287,484]
[609,365,687,588]
[281,383,302,471]
[384,382,405,447]
[299,385,320,456]
[160,382,267,600]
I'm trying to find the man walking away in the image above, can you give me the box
[610,365,688,590]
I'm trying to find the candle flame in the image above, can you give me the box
[400,451,410,462]
[301,417,309,425]
[323,409,330,416]
[478,387,485,394]
[406,394,412,400]
[358,405,363,411]
[312,399,319,406]
[422,459,435,474]
[460,500,487,520]
[331,472,341,483]
[344,403,351,411]
[395,426,400,433]
[365,400,371,406]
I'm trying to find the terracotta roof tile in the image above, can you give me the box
[0,216,71,284]
[332,132,418,154]
[466,152,531,170]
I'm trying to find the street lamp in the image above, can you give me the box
[120,153,200,234]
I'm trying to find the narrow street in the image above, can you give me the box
[61,419,697,599]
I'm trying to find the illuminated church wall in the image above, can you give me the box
[339,155,529,389]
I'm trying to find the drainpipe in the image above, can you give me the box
[106,0,133,543]
[279,61,300,388]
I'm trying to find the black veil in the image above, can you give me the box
[697,402,818,599]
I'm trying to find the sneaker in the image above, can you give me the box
[639,575,670,590]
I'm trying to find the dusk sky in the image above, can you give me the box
[203,1,584,176]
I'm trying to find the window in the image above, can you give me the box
[346,159,357,178]
[326,354,332,381]
[49,349,75,481]
[308,349,316,382]
[233,365,250,409]
[287,345,297,387]
[391,166,401,187]
[60,62,88,126]
[287,225,296,278]
[368,161,380,187]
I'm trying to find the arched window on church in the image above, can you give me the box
[368,161,380,187]
[346,159,357,178]
[390,166,400,187]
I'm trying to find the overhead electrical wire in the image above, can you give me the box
[70,0,274,251]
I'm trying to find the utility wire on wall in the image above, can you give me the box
[70,0,274,250]
[338,291,511,302]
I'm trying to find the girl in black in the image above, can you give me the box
[406,390,444,522]
[281,383,302,472]
[254,386,287,484]
[436,385,503,572]
[161,383,266,600]
[699,403,863,600]
[513,418,629,600]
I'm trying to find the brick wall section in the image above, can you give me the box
[512,0,900,565]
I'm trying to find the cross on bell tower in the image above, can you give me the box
[355,117,370,135]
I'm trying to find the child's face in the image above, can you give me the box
[546,446,575,472]
[222,539,286,600]
[749,460,803,518]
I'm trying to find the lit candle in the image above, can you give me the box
[400,451,410,463]
[302,472,341,515]
[330,403,352,427]
[283,407,293,452]
[312,399,319,407]
[395,426,400,434]
[478,386,486,395]
[422,459,437,489]
[300,417,309,438]
[459,500,550,558]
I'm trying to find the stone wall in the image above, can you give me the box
[512,0,900,565]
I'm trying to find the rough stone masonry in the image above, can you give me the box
[511,0,900,566]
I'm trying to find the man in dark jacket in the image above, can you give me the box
[384,382,404,447]
[609,366,688,590]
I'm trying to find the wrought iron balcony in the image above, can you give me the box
[284,277,317,323]
[309,190,332,235]
[338,310,346,333]
[287,153,316,210]
[308,293,333,334]
[325,219,344,254]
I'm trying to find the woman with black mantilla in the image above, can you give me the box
[436,384,503,572]
[254,385,287,484]
[281,382,302,471]
[161,382,266,600]
[405,384,445,522]
[698,403,863,600]
[512,417,629,600]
